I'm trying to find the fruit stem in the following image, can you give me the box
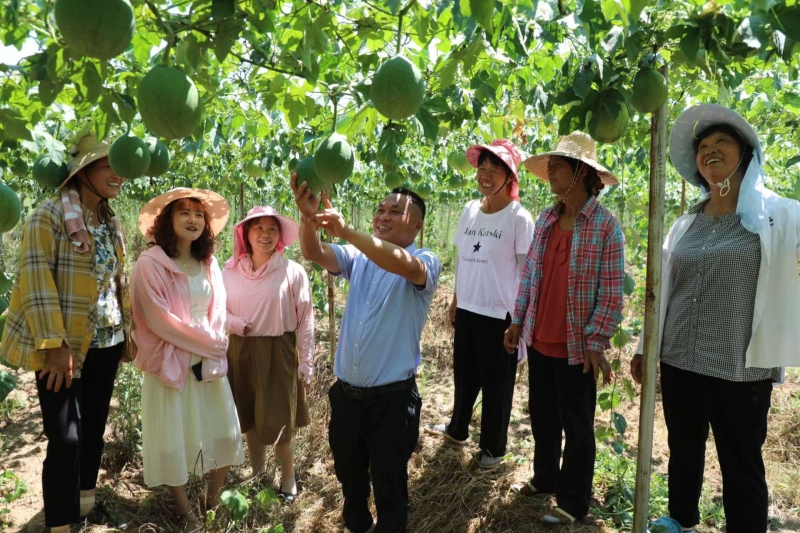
[331,95,338,134]
[396,0,418,53]
[145,0,175,66]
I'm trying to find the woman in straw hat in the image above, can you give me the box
[222,206,313,502]
[130,188,244,529]
[425,139,534,469]
[631,105,800,533]
[504,132,625,525]
[0,134,130,531]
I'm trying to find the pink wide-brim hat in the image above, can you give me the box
[226,206,299,268]
[465,139,524,180]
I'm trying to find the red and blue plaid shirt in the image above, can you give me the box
[513,196,625,365]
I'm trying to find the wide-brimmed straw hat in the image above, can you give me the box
[138,187,230,239]
[523,132,618,185]
[465,139,524,180]
[61,133,111,189]
[227,206,299,267]
[668,104,760,188]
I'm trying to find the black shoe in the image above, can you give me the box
[82,500,130,529]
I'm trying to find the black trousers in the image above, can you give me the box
[527,348,597,519]
[328,380,422,533]
[447,309,518,457]
[35,343,123,527]
[660,363,772,532]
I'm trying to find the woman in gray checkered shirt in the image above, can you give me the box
[632,105,800,533]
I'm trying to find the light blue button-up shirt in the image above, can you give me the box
[330,243,441,388]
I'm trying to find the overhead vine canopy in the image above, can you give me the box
[1,0,800,210]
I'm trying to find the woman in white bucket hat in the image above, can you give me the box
[222,206,313,503]
[632,104,800,533]
[505,132,625,525]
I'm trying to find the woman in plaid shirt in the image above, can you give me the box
[504,132,625,525]
[0,134,130,531]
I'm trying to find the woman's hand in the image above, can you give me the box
[503,324,521,354]
[448,297,457,328]
[630,353,643,384]
[243,323,253,336]
[584,350,614,386]
[39,342,74,393]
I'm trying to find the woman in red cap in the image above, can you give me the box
[426,139,534,468]
[222,206,313,503]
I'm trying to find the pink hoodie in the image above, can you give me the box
[131,246,229,390]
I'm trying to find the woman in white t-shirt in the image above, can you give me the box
[426,139,534,468]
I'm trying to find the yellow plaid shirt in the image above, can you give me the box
[0,197,131,377]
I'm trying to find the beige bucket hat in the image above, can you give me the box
[523,132,618,185]
[61,133,111,189]
[138,187,230,240]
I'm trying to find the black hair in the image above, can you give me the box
[390,187,426,220]
[564,157,603,196]
[477,150,512,178]
[692,124,754,192]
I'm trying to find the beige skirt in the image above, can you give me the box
[227,332,310,445]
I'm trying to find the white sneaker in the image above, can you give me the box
[424,423,468,445]
[476,451,505,469]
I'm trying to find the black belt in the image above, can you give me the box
[338,377,415,400]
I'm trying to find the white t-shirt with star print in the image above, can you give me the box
[453,200,534,320]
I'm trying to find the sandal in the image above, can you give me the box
[510,480,542,497]
[179,511,203,533]
[541,507,576,525]
[278,489,296,504]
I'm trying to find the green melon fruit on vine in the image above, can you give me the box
[447,175,464,189]
[245,160,262,178]
[109,134,151,179]
[0,181,21,233]
[384,170,403,189]
[631,68,668,114]
[587,89,630,144]
[288,158,299,172]
[400,181,414,191]
[11,159,28,178]
[55,0,135,60]
[471,189,482,200]
[138,65,202,140]
[296,156,327,194]
[145,138,170,177]
[371,56,426,121]
[409,170,423,183]
[314,133,355,184]
[447,151,472,173]
[32,155,69,188]
[417,182,433,199]
[256,177,267,188]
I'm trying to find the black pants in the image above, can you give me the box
[328,380,422,533]
[447,309,518,457]
[35,344,123,527]
[660,363,772,532]
[527,348,597,519]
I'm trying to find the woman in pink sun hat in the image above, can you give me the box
[222,206,313,503]
[426,139,534,469]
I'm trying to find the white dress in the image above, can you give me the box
[142,269,244,487]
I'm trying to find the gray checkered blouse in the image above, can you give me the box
[661,201,781,382]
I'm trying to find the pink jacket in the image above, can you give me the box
[131,246,229,390]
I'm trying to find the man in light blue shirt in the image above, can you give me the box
[292,174,440,533]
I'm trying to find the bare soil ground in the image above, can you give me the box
[1,285,799,532]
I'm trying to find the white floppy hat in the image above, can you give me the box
[138,187,230,239]
[523,132,618,185]
[669,104,761,188]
